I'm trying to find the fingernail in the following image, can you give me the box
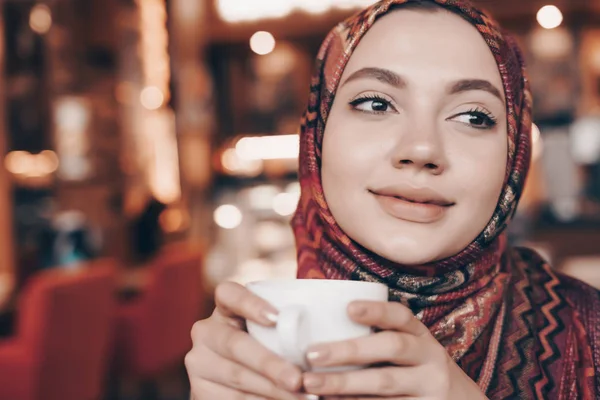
[303,373,324,389]
[349,302,367,317]
[262,310,278,324]
[300,395,320,400]
[278,366,301,390]
[306,346,329,364]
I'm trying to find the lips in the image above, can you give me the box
[369,184,454,223]
[382,193,450,207]
[370,184,454,206]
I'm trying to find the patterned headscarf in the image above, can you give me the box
[292,0,600,398]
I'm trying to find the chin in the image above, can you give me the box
[381,250,442,266]
[363,235,446,266]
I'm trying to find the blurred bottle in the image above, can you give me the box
[129,196,167,263]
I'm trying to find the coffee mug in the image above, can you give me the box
[246,279,388,371]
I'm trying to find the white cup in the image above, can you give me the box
[246,279,388,371]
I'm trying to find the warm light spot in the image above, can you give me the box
[4,150,59,177]
[255,221,290,251]
[570,117,600,164]
[216,0,379,22]
[531,124,543,161]
[35,150,60,175]
[537,5,563,29]
[250,31,276,55]
[354,0,379,6]
[247,185,280,210]
[529,27,572,60]
[335,0,360,10]
[146,111,181,204]
[217,0,290,23]
[229,259,274,285]
[532,124,540,144]
[159,208,186,233]
[272,192,299,216]
[140,86,164,110]
[214,205,243,229]
[299,0,329,14]
[5,151,31,175]
[221,148,263,176]
[29,4,52,34]
[235,134,299,161]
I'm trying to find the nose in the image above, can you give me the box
[390,120,447,175]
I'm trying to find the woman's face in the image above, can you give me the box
[321,8,508,265]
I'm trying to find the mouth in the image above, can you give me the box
[368,185,455,223]
[372,193,454,207]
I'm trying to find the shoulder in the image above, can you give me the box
[506,247,600,400]
[511,246,600,305]
[511,246,600,372]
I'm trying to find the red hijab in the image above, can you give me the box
[292,1,600,398]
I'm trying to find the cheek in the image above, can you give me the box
[451,136,507,207]
[321,115,390,231]
[321,118,385,184]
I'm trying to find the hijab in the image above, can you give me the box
[292,0,600,397]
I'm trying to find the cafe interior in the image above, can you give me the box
[0,0,598,399]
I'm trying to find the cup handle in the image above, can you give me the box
[276,305,310,368]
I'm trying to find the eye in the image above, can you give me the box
[349,95,397,115]
[448,107,498,130]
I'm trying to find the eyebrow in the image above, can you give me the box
[449,79,504,103]
[341,67,407,89]
[340,67,505,103]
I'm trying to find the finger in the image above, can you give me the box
[325,396,422,400]
[347,301,429,336]
[303,367,422,397]
[306,331,425,368]
[203,322,303,391]
[191,378,290,400]
[188,347,301,400]
[326,397,419,400]
[214,281,278,326]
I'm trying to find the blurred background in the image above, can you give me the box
[0,0,598,399]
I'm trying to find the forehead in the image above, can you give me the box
[342,9,502,84]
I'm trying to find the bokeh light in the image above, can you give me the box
[216,0,379,22]
[140,86,165,110]
[214,205,243,229]
[4,150,59,177]
[272,192,299,216]
[531,123,544,161]
[29,4,52,34]
[250,31,276,55]
[221,148,263,177]
[235,135,299,161]
[537,5,563,29]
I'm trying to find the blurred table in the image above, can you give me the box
[117,267,151,303]
[119,267,150,290]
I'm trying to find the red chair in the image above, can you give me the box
[0,260,117,400]
[114,248,203,392]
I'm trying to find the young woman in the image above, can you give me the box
[185,1,600,398]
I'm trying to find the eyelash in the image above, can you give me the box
[347,96,498,130]
[451,107,498,130]
[348,94,396,114]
